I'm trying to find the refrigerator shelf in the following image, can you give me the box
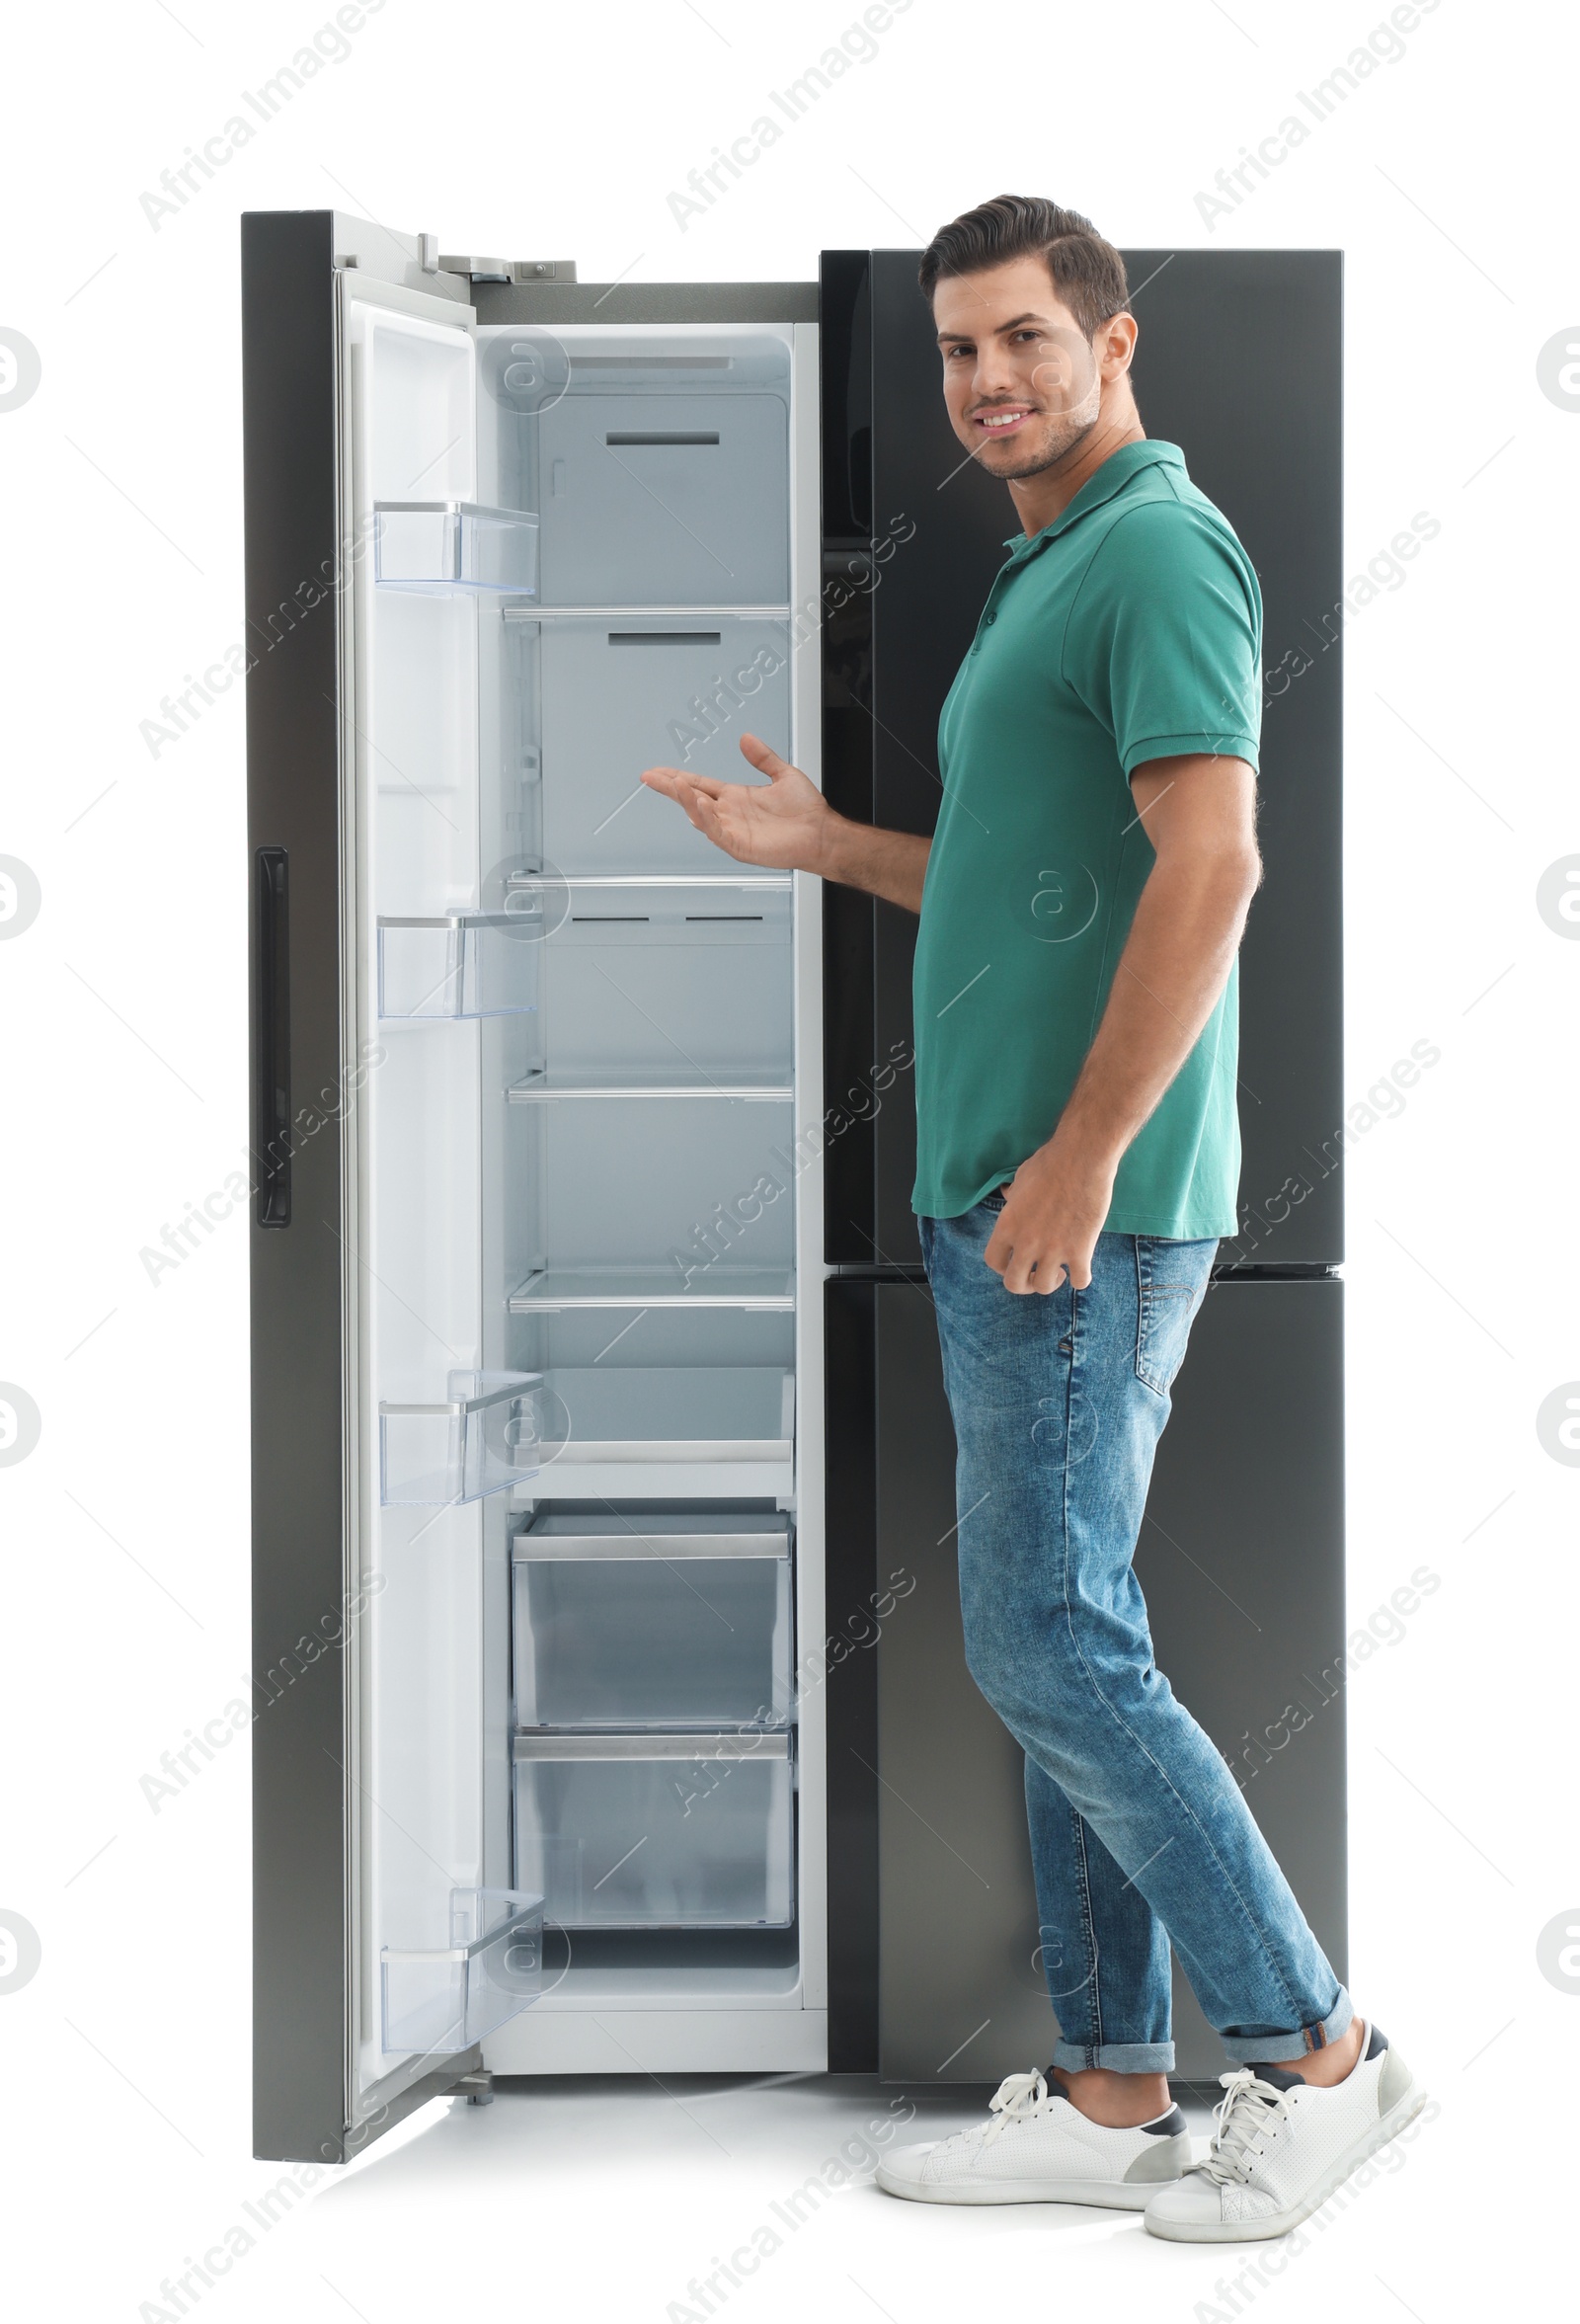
[513,1509,791,1560]
[504,603,792,620]
[510,1268,795,1312]
[377,915,539,1019]
[509,1071,792,1102]
[551,874,792,891]
[380,1886,543,2056]
[374,501,539,596]
[378,1369,545,1506]
[520,1364,793,1465]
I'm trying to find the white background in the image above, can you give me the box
[0,0,1571,2316]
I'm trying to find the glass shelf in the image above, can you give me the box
[379,1370,545,1506]
[510,1267,795,1313]
[374,501,539,596]
[378,916,540,1019]
[506,1365,792,1466]
[513,1733,794,1929]
[380,1886,543,2055]
[509,1070,792,1103]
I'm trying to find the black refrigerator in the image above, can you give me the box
[243,215,1343,2162]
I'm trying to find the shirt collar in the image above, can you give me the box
[1001,441,1187,558]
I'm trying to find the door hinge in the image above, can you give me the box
[436,255,579,285]
[449,2067,495,2106]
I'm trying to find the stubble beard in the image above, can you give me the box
[974,377,1104,481]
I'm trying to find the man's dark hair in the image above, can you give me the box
[917,195,1131,343]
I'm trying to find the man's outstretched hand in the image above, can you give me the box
[640,732,838,874]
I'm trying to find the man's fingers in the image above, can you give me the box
[738,731,792,782]
[641,764,726,803]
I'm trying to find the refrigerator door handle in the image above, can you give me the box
[253,844,290,1228]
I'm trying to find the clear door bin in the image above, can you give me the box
[378,916,540,1018]
[514,1511,792,1728]
[379,1371,544,1505]
[380,1887,543,2055]
[514,1732,794,1928]
[374,502,539,596]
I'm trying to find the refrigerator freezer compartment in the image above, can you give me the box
[534,393,789,607]
[510,1266,794,1313]
[380,1886,543,2055]
[375,501,539,596]
[528,1365,793,1465]
[513,1510,793,1729]
[527,620,793,874]
[379,1370,545,1505]
[513,1732,795,1928]
[378,916,540,1019]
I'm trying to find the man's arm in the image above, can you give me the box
[985,754,1262,1296]
[641,732,930,914]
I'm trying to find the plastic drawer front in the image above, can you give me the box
[514,1732,794,1928]
[513,1510,792,1729]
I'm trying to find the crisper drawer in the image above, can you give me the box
[513,1510,792,1729]
[514,1731,795,1929]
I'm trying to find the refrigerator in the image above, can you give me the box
[243,216,1344,2161]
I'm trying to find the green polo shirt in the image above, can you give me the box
[911,440,1261,1235]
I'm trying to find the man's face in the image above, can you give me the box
[933,255,1112,479]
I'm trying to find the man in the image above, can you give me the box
[642,194,1423,2242]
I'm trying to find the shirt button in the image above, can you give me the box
[985,611,996,624]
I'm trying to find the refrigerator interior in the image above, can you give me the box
[348,294,825,2112]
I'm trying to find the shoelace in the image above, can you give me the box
[1194,2068,1297,2185]
[931,2069,1057,2158]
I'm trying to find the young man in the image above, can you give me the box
[642,195,1424,2242]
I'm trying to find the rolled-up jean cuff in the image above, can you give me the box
[1220,1986,1354,2067]
[1052,2039,1176,2074]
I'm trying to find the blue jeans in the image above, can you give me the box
[919,1197,1351,2072]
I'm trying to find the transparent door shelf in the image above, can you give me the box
[521,1365,793,1466]
[379,1370,545,1505]
[510,1268,795,1313]
[509,1072,792,1103]
[380,1887,543,2056]
[374,502,539,595]
[513,1733,794,1928]
[514,1511,792,1729]
[378,917,540,1018]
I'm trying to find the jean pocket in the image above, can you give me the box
[1134,1237,1216,1397]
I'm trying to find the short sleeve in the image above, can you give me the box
[1061,499,1263,778]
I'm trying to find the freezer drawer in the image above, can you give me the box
[514,1731,795,1928]
[513,1510,793,1728]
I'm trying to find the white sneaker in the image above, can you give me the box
[1145,2021,1427,2242]
[876,2069,1192,2208]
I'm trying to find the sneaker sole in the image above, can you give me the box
[874,2165,1171,2209]
[1143,2081,1429,2243]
